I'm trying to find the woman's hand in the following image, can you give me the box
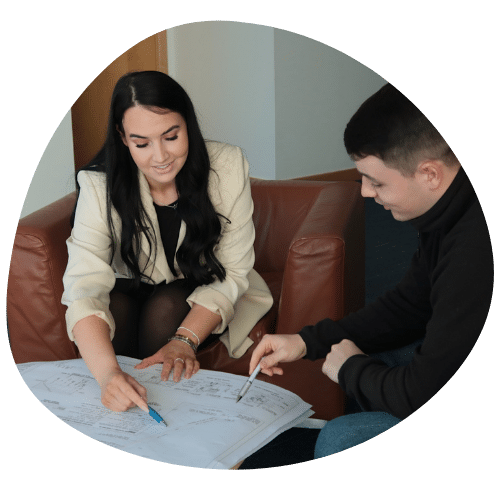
[99,367,149,413]
[135,339,200,382]
[72,316,148,413]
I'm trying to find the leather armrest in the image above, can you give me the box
[8,192,78,363]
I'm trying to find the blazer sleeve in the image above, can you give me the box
[186,143,255,333]
[61,170,117,341]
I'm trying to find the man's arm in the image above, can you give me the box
[336,238,493,419]
[299,250,432,360]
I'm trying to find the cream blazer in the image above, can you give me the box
[62,141,273,358]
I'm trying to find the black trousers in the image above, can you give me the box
[109,278,217,359]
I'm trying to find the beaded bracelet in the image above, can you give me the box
[168,334,198,354]
[177,326,200,346]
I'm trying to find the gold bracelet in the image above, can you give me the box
[177,326,200,346]
[168,334,198,354]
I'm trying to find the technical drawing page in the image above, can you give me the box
[121,359,307,421]
[30,372,96,397]
[18,357,312,468]
[18,358,99,400]
[18,359,171,451]
[116,354,304,411]
[119,402,262,468]
[119,357,314,460]
[123,362,314,467]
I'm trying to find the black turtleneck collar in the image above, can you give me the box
[410,167,476,233]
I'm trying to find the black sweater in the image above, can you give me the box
[298,168,494,419]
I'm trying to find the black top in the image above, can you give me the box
[298,168,494,419]
[153,202,181,276]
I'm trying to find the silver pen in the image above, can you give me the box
[236,362,261,402]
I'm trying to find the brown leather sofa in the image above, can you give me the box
[7,178,364,421]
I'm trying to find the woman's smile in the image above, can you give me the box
[153,161,174,172]
[120,105,189,191]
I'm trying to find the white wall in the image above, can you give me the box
[274,29,386,179]
[21,22,387,217]
[167,22,276,179]
[20,111,75,218]
[167,21,386,180]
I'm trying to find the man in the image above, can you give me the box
[249,83,494,458]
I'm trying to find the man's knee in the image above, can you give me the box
[314,412,401,459]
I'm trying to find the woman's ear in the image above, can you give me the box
[116,125,128,147]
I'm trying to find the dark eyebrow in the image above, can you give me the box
[129,125,180,139]
[360,172,380,183]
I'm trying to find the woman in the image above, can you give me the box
[62,71,273,413]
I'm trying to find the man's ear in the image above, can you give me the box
[416,160,443,191]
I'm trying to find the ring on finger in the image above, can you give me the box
[174,358,185,364]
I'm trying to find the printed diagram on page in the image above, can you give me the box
[18,356,312,468]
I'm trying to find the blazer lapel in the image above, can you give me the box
[137,171,175,283]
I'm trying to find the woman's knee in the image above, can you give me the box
[109,290,140,357]
[138,280,195,356]
[142,281,193,323]
[314,412,401,459]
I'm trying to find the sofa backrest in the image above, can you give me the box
[251,179,328,273]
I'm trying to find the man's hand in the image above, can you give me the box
[322,339,365,383]
[249,334,307,376]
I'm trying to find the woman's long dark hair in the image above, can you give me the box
[72,71,226,288]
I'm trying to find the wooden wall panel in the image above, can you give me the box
[71,31,167,170]
[295,167,361,182]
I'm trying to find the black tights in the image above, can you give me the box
[109,278,196,359]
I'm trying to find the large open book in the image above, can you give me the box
[17,356,313,469]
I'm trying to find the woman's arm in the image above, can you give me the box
[73,315,149,413]
[135,304,221,382]
[62,171,118,341]
[63,172,149,412]
[186,144,257,332]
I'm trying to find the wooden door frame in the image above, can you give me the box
[71,31,167,170]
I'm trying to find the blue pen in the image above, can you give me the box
[148,405,168,427]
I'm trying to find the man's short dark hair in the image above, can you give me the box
[344,83,458,176]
